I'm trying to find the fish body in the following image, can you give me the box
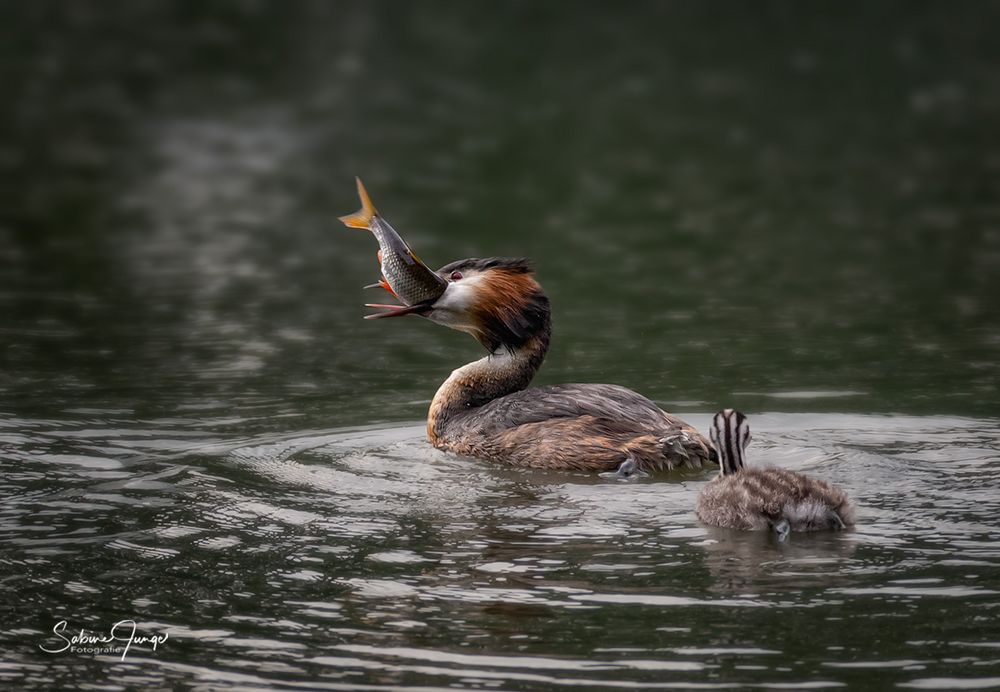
[339,178,447,306]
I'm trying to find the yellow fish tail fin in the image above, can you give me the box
[338,176,378,228]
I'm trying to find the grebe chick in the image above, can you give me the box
[371,257,713,473]
[696,410,855,539]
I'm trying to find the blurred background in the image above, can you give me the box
[2,0,999,427]
[4,4,1000,690]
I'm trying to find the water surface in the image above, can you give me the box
[4,413,1000,689]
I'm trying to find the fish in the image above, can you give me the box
[339,177,448,314]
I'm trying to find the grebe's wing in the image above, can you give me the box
[474,384,696,435]
[442,384,712,472]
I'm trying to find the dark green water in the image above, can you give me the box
[2,2,999,689]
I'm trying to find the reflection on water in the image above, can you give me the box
[3,413,1000,689]
[2,1,1000,690]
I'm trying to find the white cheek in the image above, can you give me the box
[433,280,478,312]
[427,277,483,332]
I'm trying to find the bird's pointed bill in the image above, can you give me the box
[363,302,433,319]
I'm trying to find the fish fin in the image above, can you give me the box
[339,176,378,229]
[363,279,398,298]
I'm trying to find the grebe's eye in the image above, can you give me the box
[450,271,463,281]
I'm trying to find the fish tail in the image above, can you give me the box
[338,176,378,229]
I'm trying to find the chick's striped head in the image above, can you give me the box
[709,409,751,476]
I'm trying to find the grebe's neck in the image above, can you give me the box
[428,330,550,444]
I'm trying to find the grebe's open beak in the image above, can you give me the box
[363,276,464,324]
[363,302,434,319]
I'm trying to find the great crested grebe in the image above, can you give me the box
[339,179,713,473]
[372,256,714,472]
[696,409,855,539]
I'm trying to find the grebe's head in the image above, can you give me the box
[426,257,550,353]
[708,409,751,476]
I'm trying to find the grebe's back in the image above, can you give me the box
[434,381,712,472]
